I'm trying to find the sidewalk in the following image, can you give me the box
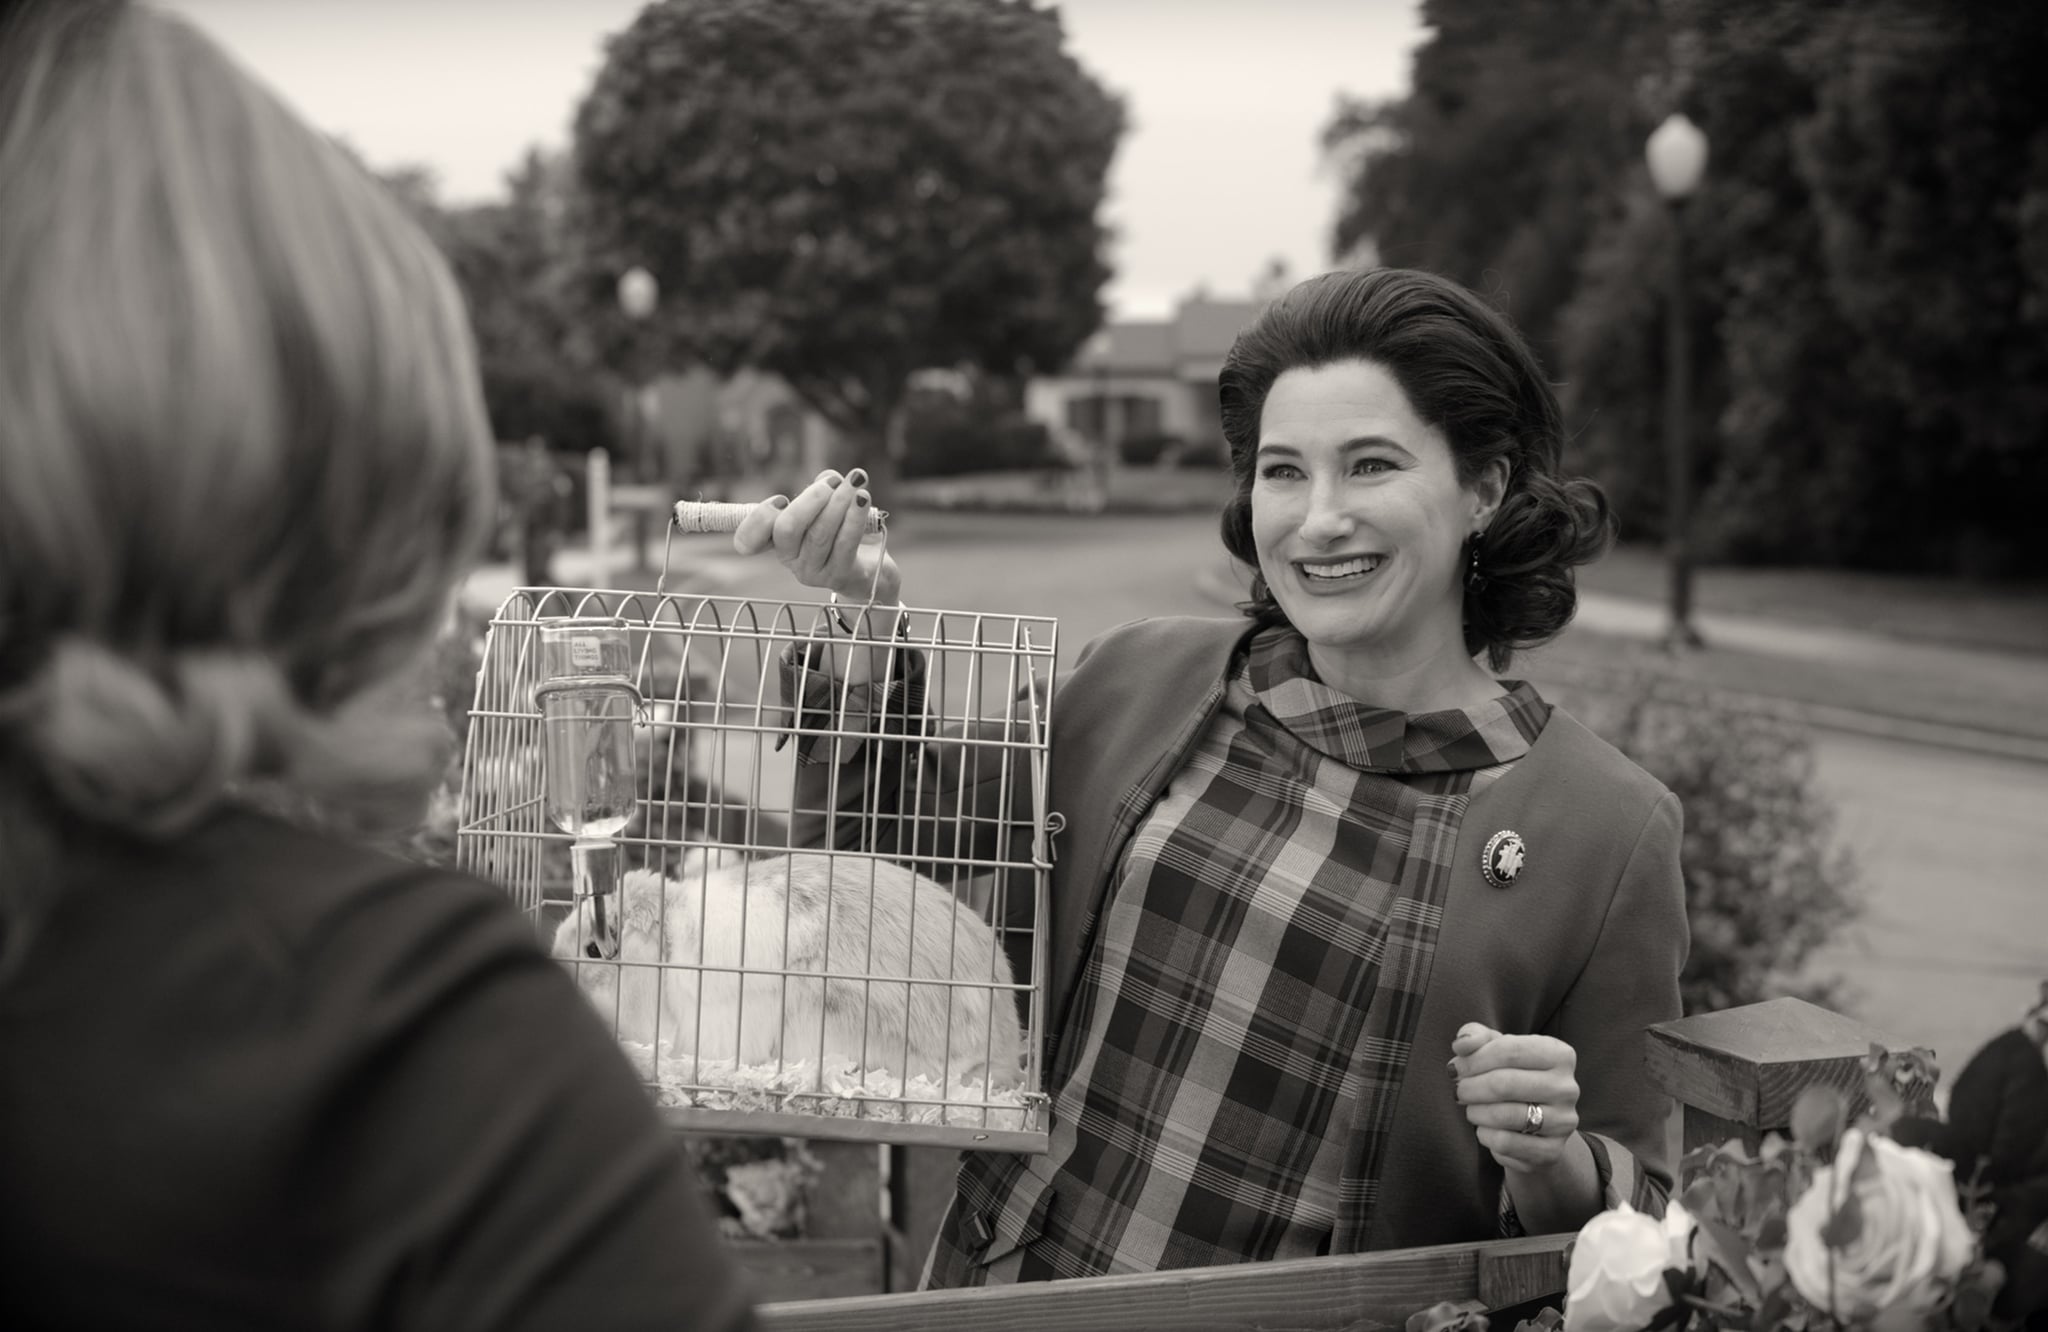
[1191,559,2048,764]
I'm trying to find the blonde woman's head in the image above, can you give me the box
[0,1,495,838]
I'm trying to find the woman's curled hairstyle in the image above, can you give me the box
[1216,267,1613,672]
[0,1,494,964]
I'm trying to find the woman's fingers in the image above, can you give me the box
[824,478,876,592]
[1451,1023,1498,1058]
[731,495,788,556]
[725,468,898,603]
[1451,1028,1584,1174]
[1449,1032,1575,1080]
[782,471,851,563]
[1463,1099,1580,1137]
[1453,1066,1578,1108]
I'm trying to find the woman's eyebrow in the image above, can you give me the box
[1256,436,1413,455]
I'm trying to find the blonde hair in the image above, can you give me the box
[0,3,493,886]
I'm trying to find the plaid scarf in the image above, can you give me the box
[928,626,1550,1285]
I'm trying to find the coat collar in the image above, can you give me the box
[1243,625,1550,773]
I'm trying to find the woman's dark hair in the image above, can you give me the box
[1217,267,1613,672]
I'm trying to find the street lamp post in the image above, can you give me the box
[616,265,659,482]
[1646,112,1708,651]
[1081,328,1114,511]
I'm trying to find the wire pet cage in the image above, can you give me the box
[456,543,1057,1153]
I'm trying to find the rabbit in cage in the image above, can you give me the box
[552,851,1023,1089]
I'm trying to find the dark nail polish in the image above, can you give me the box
[849,468,868,486]
[825,474,841,488]
[855,492,870,508]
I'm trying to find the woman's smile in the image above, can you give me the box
[1291,553,1386,590]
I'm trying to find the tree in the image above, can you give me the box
[1787,0,2048,575]
[374,151,620,459]
[1324,0,1664,366]
[568,0,1124,487]
[1556,0,2048,575]
[1348,0,2048,576]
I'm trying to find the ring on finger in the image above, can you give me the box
[1519,1103,1545,1135]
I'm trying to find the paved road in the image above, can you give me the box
[1806,733,2048,1082]
[479,509,2048,1081]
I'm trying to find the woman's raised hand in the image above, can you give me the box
[1449,1022,1583,1175]
[732,468,903,607]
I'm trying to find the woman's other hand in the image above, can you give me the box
[732,468,902,606]
[1450,1021,1583,1175]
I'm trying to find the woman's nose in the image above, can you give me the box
[1298,483,1356,544]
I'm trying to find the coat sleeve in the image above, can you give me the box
[1551,789,1688,1214]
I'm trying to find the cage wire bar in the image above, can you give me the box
[457,584,1058,1152]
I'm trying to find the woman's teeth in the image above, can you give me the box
[1300,556,1382,581]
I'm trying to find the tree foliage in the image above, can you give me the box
[377,152,620,456]
[1330,0,2048,576]
[569,0,1124,481]
[1326,0,1664,362]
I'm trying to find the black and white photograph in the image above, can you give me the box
[3,1,2044,1328]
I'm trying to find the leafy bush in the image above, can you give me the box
[1555,675,1860,1015]
[902,395,1063,478]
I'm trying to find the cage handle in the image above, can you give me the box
[657,500,888,606]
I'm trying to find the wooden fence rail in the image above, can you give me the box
[748,995,1905,1331]
[757,1232,1572,1332]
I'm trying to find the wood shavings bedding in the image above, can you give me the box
[613,1041,1037,1132]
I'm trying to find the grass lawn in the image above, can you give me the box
[1578,543,2048,658]
[1520,627,2048,751]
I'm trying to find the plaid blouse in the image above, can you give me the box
[925,626,1553,1285]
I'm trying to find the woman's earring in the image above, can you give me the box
[1465,532,1487,592]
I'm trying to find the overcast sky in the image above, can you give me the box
[159,0,1426,319]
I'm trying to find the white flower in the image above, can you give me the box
[1663,1197,1702,1277]
[1567,1204,1681,1332]
[1783,1128,1976,1329]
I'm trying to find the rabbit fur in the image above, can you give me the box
[551,850,1023,1089]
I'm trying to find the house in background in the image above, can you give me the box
[1025,289,1267,462]
[617,366,842,494]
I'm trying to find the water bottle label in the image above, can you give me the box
[570,637,604,670]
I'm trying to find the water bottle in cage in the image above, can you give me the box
[538,686,637,839]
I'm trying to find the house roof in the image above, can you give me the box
[1173,297,1260,361]
[1093,321,1175,375]
[1070,295,1264,378]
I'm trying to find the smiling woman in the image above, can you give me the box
[732,266,1685,1290]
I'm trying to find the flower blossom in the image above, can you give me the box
[1782,1128,1974,1330]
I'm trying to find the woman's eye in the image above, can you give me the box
[1353,457,1393,476]
[1258,462,1303,481]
